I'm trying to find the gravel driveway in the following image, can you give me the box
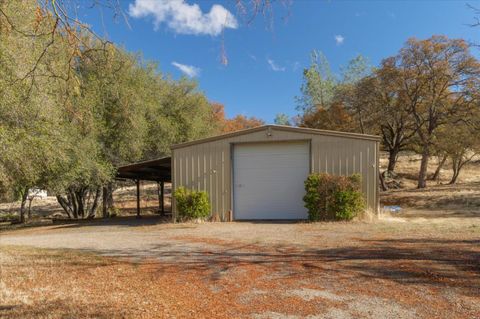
[1,218,479,318]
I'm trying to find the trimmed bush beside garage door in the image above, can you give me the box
[303,173,365,221]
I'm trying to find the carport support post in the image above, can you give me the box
[160,181,165,216]
[136,179,141,219]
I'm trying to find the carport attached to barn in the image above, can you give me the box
[116,157,171,217]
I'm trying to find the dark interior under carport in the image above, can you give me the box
[116,156,171,218]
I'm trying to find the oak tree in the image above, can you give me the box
[394,36,480,188]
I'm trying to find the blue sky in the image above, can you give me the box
[78,0,479,122]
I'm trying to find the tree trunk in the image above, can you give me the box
[84,190,92,215]
[449,155,463,185]
[379,170,388,191]
[75,189,85,218]
[68,190,78,219]
[102,186,109,218]
[88,188,101,219]
[57,188,100,219]
[417,146,430,189]
[358,114,365,134]
[102,182,115,218]
[449,170,460,185]
[56,195,72,218]
[431,154,447,181]
[387,148,400,173]
[19,187,28,223]
[27,197,33,219]
[106,182,114,210]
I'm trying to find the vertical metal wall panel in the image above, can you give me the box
[217,142,223,217]
[172,127,380,219]
[215,142,221,217]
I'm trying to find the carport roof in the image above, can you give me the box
[116,156,171,182]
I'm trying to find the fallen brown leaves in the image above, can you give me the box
[1,246,237,318]
[1,229,479,319]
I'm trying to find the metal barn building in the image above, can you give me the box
[171,125,380,221]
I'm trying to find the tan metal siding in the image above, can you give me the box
[172,127,379,220]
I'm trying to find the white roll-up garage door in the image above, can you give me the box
[233,141,310,220]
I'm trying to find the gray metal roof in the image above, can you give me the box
[116,156,171,182]
[171,125,381,150]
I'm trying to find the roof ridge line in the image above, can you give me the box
[171,125,380,150]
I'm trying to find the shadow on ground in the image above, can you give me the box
[50,215,172,229]
[58,237,479,298]
[2,233,479,318]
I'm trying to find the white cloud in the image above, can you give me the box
[172,61,200,77]
[267,58,285,72]
[334,34,345,45]
[129,0,238,36]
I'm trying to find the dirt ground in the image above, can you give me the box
[1,217,479,319]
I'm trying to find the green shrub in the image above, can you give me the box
[303,173,365,221]
[174,187,211,221]
[333,190,365,221]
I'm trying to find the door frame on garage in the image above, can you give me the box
[230,139,312,221]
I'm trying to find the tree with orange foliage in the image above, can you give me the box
[211,103,264,133]
[210,102,227,130]
[299,102,354,132]
[223,114,265,133]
